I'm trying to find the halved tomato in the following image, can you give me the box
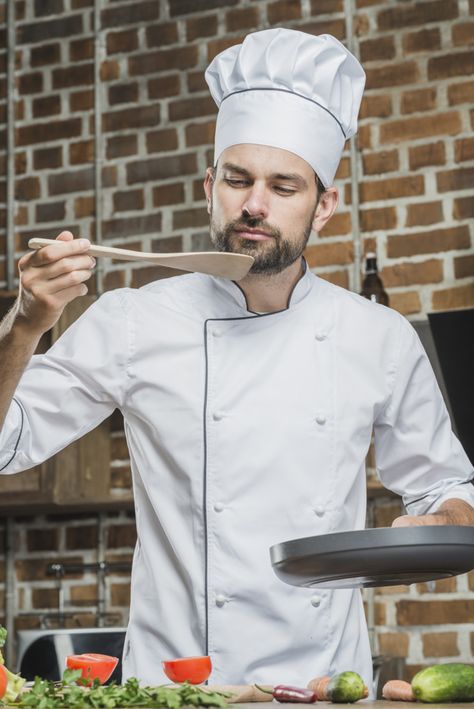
[66,653,119,686]
[162,655,212,684]
[0,664,7,699]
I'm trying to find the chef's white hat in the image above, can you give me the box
[205,28,366,188]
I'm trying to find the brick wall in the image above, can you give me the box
[0,0,473,677]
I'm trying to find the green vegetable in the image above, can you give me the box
[0,625,26,703]
[4,669,229,709]
[411,663,474,703]
[327,672,366,703]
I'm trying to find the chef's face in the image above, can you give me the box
[203,144,338,275]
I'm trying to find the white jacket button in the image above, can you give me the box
[212,329,221,337]
[315,414,326,425]
[314,505,325,517]
[213,502,224,512]
[215,594,226,607]
[315,332,327,341]
[311,594,322,607]
[213,411,224,421]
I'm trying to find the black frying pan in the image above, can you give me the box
[270,525,474,588]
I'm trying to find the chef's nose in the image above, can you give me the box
[241,184,269,220]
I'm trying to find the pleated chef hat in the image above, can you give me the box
[205,28,366,188]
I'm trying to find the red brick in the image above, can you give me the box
[387,226,470,258]
[102,214,162,240]
[33,146,62,170]
[186,15,218,41]
[32,94,61,118]
[432,283,474,311]
[15,176,40,200]
[356,124,372,150]
[363,150,399,175]
[360,36,395,63]
[406,201,443,227]
[360,207,397,232]
[107,134,138,159]
[334,157,350,180]
[317,269,349,288]
[108,524,136,548]
[380,259,443,287]
[417,577,458,593]
[381,112,461,145]
[17,118,81,146]
[109,82,138,106]
[103,105,160,133]
[127,153,197,184]
[103,270,126,290]
[146,22,179,48]
[36,201,65,223]
[152,182,185,207]
[106,28,138,55]
[389,292,421,316]
[66,525,97,550]
[187,71,208,94]
[169,0,237,15]
[359,94,392,119]
[48,167,93,196]
[74,196,94,218]
[409,141,446,170]
[366,61,418,90]
[226,6,259,31]
[454,254,474,279]
[148,74,181,99]
[146,128,178,153]
[18,15,83,44]
[101,1,159,29]
[26,528,59,552]
[207,35,246,62]
[113,189,144,212]
[378,1,459,31]
[448,80,474,106]
[52,62,93,89]
[267,0,302,23]
[100,59,119,82]
[429,51,474,80]
[69,37,93,62]
[454,137,474,163]
[360,175,424,203]
[319,212,351,238]
[299,19,346,40]
[32,588,59,609]
[173,207,208,230]
[403,28,441,54]
[30,42,60,66]
[70,89,93,112]
[453,196,474,220]
[310,0,343,14]
[401,87,437,114]
[18,71,43,94]
[130,263,184,286]
[110,583,131,606]
[437,166,474,192]
[70,584,98,604]
[378,632,409,658]
[452,22,474,46]
[305,241,353,268]
[151,236,184,254]
[34,0,63,16]
[69,139,93,165]
[129,46,198,76]
[186,121,215,147]
[422,632,459,658]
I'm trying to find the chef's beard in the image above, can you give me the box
[210,210,316,275]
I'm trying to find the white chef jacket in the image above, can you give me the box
[1,265,473,690]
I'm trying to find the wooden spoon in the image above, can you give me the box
[28,238,254,281]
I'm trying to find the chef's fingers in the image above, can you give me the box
[31,254,96,281]
[35,268,94,296]
[19,232,91,270]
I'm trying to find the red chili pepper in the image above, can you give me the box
[255,684,317,703]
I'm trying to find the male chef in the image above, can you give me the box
[1,28,474,690]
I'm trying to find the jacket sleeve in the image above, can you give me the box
[0,289,129,474]
[373,316,474,515]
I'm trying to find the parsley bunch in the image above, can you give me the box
[6,670,229,709]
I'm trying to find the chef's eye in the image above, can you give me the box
[224,178,250,188]
[274,185,297,195]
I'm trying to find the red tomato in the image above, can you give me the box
[66,653,119,686]
[162,655,212,684]
[0,664,7,699]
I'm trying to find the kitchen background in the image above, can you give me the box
[0,0,473,681]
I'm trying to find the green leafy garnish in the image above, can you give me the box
[4,671,229,709]
[0,625,26,703]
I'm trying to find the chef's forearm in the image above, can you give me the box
[0,302,41,431]
[433,498,474,525]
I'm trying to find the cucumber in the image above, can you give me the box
[411,663,474,703]
[327,671,366,703]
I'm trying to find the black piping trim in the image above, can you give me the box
[202,300,302,655]
[231,259,307,314]
[221,87,347,138]
[0,397,25,471]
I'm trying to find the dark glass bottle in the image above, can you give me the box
[360,252,389,306]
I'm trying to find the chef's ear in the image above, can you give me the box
[311,186,339,234]
[204,167,215,214]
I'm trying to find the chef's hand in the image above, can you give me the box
[392,498,474,527]
[16,231,95,336]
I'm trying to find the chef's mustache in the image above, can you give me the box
[229,214,282,240]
